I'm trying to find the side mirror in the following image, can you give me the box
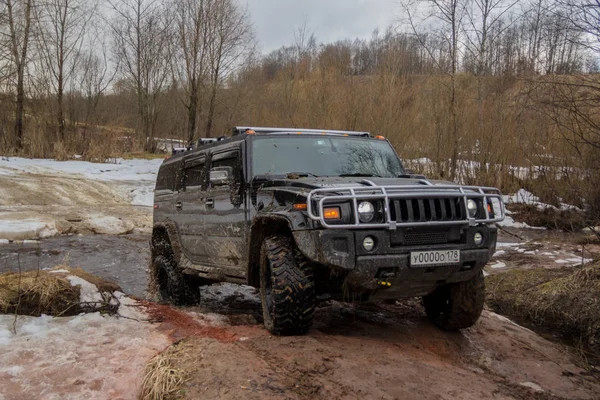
[210,166,233,186]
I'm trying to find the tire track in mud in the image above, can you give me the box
[238,335,358,399]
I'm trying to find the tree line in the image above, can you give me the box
[0,0,598,218]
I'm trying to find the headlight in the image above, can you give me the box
[467,199,478,218]
[474,232,484,245]
[358,201,375,222]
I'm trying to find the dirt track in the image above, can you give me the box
[148,295,600,400]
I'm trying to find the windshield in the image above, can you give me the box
[252,136,405,178]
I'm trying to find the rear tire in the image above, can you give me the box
[422,270,485,330]
[260,235,315,335]
[153,255,201,306]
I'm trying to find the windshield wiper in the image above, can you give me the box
[286,172,319,178]
[338,173,381,177]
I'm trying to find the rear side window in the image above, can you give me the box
[156,162,177,191]
[183,157,207,189]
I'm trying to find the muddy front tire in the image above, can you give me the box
[152,255,201,306]
[422,270,485,330]
[260,235,315,335]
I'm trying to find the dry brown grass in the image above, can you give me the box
[0,270,80,316]
[139,343,189,400]
[0,267,122,317]
[507,203,590,232]
[486,262,600,360]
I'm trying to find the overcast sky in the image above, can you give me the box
[244,0,400,54]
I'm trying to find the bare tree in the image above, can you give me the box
[172,0,210,145]
[77,27,116,128]
[108,0,173,151]
[35,0,94,141]
[402,0,468,180]
[2,0,33,151]
[204,0,254,137]
[464,0,519,75]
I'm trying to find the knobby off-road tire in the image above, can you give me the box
[422,270,485,330]
[260,235,315,335]
[153,255,201,306]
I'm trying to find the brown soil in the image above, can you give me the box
[139,300,240,342]
[147,300,600,400]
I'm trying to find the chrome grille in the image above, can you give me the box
[390,198,465,223]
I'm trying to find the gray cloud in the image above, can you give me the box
[244,0,400,53]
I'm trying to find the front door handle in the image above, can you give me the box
[175,201,183,210]
[206,198,214,208]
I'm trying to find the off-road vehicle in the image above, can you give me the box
[151,127,505,335]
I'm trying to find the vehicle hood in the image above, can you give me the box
[257,176,455,196]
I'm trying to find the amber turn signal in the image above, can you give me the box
[293,203,307,210]
[323,207,341,220]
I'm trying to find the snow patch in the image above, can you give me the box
[65,275,104,304]
[0,310,170,399]
[0,218,58,241]
[497,242,520,248]
[497,214,546,230]
[490,262,507,269]
[84,215,134,235]
[504,189,580,212]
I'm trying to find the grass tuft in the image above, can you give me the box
[139,343,188,400]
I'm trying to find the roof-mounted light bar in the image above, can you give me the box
[233,126,370,137]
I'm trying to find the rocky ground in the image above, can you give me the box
[0,157,599,399]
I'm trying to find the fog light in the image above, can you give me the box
[473,232,484,245]
[363,236,375,251]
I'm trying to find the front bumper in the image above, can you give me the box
[294,226,496,297]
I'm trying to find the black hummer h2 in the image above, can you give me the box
[151,127,505,335]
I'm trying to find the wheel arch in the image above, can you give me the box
[247,216,294,287]
[151,222,183,262]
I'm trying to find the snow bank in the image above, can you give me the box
[0,157,162,207]
[0,218,58,241]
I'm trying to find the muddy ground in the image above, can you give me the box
[2,228,599,399]
[1,165,599,399]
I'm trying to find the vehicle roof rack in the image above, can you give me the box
[171,137,228,156]
[172,146,193,155]
[232,126,370,137]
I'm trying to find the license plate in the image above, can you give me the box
[410,250,460,267]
